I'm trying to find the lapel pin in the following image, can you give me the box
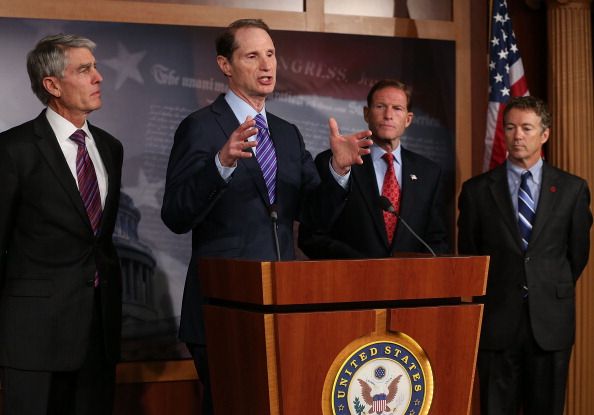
[410,174,418,181]
[550,185,557,193]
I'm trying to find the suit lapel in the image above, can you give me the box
[488,164,523,250]
[32,112,91,231]
[396,151,419,228]
[353,154,389,247]
[213,96,270,207]
[529,163,558,244]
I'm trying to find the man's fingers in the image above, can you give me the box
[328,117,340,137]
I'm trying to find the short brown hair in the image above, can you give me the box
[366,79,413,110]
[503,96,551,130]
[215,19,271,61]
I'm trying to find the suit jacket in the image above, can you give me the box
[458,162,592,351]
[0,110,123,371]
[298,148,449,259]
[161,94,346,345]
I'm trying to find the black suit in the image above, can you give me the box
[299,147,449,259]
[0,111,123,414]
[458,161,592,414]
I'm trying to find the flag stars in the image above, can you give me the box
[501,29,508,41]
[489,60,496,70]
[510,43,519,53]
[494,13,504,23]
[498,49,509,60]
[501,86,510,96]
[494,73,503,83]
[491,37,500,47]
[505,63,510,73]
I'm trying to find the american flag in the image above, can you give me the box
[483,0,529,171]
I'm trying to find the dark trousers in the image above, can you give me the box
[478,303,572,415]
[187,343,213,415]
[0,290,116,415]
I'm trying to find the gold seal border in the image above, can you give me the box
[321,332,434,415]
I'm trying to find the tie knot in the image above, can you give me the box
[255,113,268,130]
[70,129,87,147]
[382,152,394,164]
[521,170,532,185]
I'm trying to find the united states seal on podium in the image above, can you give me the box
[322,332,434,415]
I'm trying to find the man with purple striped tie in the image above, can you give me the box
[458,96,592,414]
[162,19,372,414]
[0,34,123,415]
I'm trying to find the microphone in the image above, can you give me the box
[379,196,437,257]
[269,204,282,261]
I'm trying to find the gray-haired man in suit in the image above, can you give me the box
[0,34,123,415]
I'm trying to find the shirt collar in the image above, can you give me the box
[225,90,268,124]
[506,158,543,185]
[45,106,92,144]
[371,143,402,166]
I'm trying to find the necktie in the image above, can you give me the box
[381,152,401,244]
[254,114,277,204]
[70,129,102,286]
[518,170,535,251]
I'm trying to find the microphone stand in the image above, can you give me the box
[379,196,437,257]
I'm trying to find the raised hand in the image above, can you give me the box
[218,116,259,167]
[328,117,373,175]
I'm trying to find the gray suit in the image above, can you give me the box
[458,161,592,414]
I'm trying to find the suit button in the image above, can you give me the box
[525,257,530,263]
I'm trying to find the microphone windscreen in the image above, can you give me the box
[379,195,395,214]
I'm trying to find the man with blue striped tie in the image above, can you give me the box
[161,19,372,414]
[458,96,592,415]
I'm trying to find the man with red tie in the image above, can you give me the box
[0,34,123,415]
[299,79,449,258]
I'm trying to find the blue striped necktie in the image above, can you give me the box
[518,170,535,251]
[254,114,277,204]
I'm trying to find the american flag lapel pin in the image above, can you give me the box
[410,174,418,181]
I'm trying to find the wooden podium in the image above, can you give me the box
[200,256,488,414]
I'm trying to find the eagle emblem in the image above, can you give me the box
[358,371,402,414]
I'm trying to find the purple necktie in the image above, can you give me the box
[70,129,102,286]
[254,114,277,204]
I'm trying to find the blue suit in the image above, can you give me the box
[162,94,345,345]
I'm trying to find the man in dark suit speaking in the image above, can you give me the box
[0,35,123,414]
[161,19,372,414]
[299,79,449,258]
[458,96,592,414]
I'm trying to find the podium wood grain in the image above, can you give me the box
[201,256,488,414]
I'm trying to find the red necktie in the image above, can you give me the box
[381,152,400,244]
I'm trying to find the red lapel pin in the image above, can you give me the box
[550,186,557,193]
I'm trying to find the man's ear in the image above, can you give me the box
[216,55,232,77]
[42,77,61,98]
[541,127,550,145]
[363,106,369,124]
[405,111,414,128]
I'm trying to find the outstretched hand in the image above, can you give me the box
[328,117,373,175]
[218,116,259,167]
